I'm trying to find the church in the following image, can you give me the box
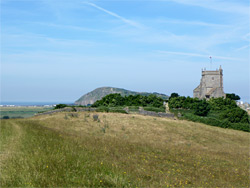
[193,66,226,99]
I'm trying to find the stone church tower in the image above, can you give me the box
[193,66,226,99]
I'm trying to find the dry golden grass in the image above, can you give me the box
[32,112,250,187]
[1,111,249,187]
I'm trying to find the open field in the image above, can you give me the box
[0,107,53,119]
[0,112,249,187]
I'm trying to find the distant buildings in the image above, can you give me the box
[193,66,226,99]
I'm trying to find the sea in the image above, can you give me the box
[0,102,73,107]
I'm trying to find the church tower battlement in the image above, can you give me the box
[193,66,226,99]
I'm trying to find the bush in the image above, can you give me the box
[169,96,249,132]
[183,113,249,132]
[193,99,210,116]
[220,108,249,123]
[54,104,68,109]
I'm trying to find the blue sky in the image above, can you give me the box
[1,0,249,102]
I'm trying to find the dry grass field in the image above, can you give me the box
[1,111,249,187]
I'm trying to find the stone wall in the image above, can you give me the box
[36,107,175,119]
[35,107,97,116]
[138,107,175,118]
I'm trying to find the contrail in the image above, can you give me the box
[86,2,142,28]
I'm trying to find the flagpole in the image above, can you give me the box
[210,56,212,70]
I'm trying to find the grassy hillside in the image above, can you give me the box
[75,87,169,106]
[1,112,249,187]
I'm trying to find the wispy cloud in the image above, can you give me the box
[235,45,250,52]
[156,18,230,27]
[85,2,143,29]
[157,50,245,61]
[165,0,249,15]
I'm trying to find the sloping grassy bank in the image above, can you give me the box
[1,112,249,187]
[0,119,132,187]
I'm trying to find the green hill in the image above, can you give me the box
[75,87,169,106]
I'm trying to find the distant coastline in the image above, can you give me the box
[0,102,73,107]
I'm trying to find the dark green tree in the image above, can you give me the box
[169,93,179,100]
[54,104,68,109]
[92,93,164,108]
[226,93,240,100]
[208,97,237,111]
[193,99,210,116]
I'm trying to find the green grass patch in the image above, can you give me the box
[96,106,128,114]
[143,107,165,113]
[0,107,52,119]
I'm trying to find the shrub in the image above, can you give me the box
[193,99,210,116]
[220,108,249,123]
[183,113,249,132]
[54,104,68,109]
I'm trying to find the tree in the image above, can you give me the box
[208,97,237,111]
[54,104,68,109]
[169,93,179,100]
[92,94,164,108]
[193,99,210,116]
[226,93,240,100]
